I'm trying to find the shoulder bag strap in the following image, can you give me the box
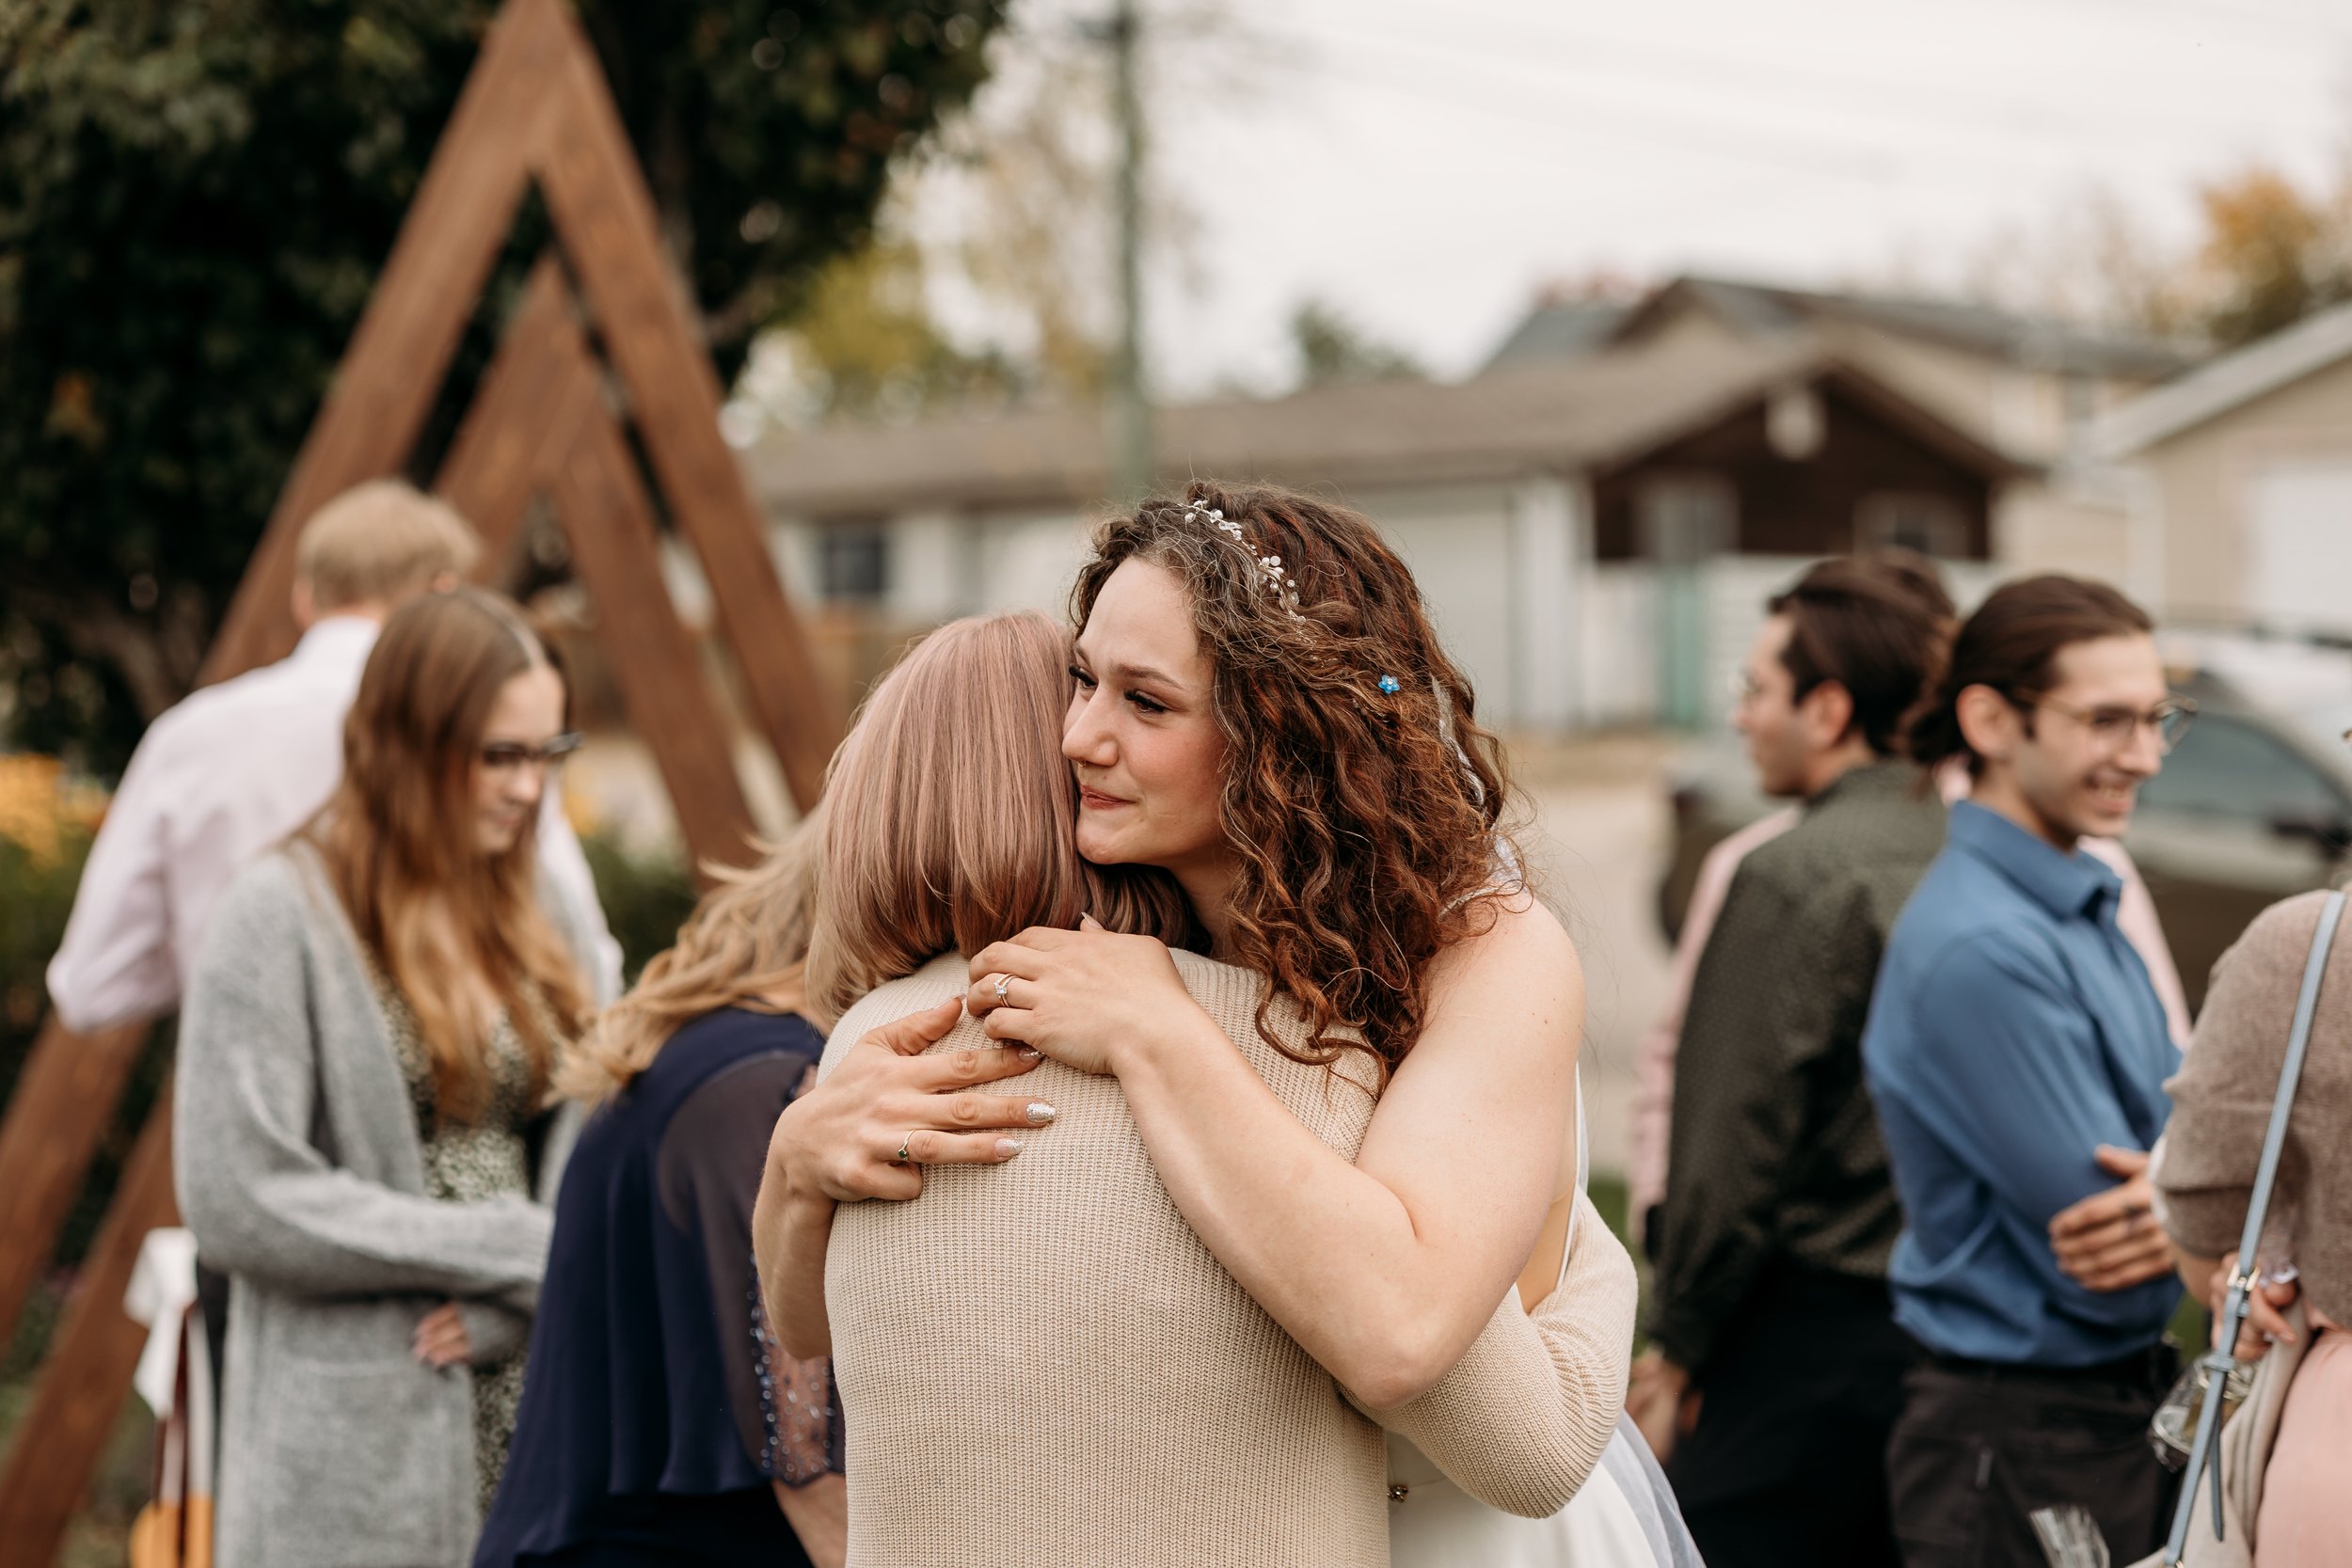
[2164,888,2344,1565]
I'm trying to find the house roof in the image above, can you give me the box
[1482,298,1633,369]
[2092,298,2352,458]
[1486,273,2197,382]
[751,335,2025,518]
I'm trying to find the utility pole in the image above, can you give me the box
[1106,0,1153,501]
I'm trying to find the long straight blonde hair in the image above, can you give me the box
[803,610,1197,1019]
[304,588,589,1121]
[555,812,823,1105]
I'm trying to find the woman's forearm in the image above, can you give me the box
[1113,1012,1563,1408]
[1350,1191,1636,1517]
[754,1177,837,1359]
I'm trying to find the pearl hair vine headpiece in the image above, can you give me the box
[1185,503,1303,619]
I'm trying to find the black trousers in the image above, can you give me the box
[1666,1264,1911,1568]
[1885,1349,2178,1568]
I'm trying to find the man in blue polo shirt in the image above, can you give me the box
[1864,575,2187,1568]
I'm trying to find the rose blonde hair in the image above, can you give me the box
[803,611,1195,1019]
[556,814,823,1105]
[1073,482,1523,1082]
[303,587,589,1119]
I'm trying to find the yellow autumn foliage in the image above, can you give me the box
[0,755,106,864]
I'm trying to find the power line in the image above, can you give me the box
[1269,40,1910,184]
[1254,9,2333,181]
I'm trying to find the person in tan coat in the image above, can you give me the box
[2158,890,2352,1567]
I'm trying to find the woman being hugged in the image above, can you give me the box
[177,588,605,1568]
[475,822,848,1568]
[759,492,1622,1566]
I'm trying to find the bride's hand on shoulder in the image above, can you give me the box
[966,918,1204,1075]
[767,998,1053,1204]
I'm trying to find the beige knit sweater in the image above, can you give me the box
[821,950,1633,1567]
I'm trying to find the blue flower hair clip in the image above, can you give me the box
[1376,674,1401,694]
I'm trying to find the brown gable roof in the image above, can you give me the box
[750,334,2022,517]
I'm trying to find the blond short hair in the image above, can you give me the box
[294,480,482,611]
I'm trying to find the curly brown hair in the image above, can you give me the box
[1072,482,1523,1082]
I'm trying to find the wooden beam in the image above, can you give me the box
[532,4,842,810]
[0,1016,151,1356]
[547,385,761,873]
[0,1084,175,1564]
[437,256,592,577]
[199,0,571,685]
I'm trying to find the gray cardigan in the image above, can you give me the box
[175,843,606,1568]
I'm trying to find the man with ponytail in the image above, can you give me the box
[1864,575,2187,1566]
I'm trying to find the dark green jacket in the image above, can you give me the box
[1646,759,1946,1371]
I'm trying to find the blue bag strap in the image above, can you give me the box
[2163,887,2344,1566]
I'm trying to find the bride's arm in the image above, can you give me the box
[1348,1190,1638,1517]
[969,895,1581,1407]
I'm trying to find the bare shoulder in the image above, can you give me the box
[1426,889,1583,1006]
[1391,891,1585,1095]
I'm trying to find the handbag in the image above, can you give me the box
[2132,888,2342,1568]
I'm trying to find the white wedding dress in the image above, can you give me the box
[1387,1078,1706,1568]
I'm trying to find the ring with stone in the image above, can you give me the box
[895,1132,914,1165]
[993,974,1010,1005]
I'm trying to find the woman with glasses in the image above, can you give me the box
[177,587,609,1568]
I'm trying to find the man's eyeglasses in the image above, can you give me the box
[480,732,584,773]
[2019,694,2196,754]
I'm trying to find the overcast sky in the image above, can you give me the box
[1078,0,2352,396]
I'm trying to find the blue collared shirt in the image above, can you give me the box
[1862,801,2182,1366]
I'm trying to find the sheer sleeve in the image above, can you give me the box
[1345,1191,1638,1517]
[656,1038,843,1486]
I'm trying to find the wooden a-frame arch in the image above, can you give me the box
[0,2,838,1557]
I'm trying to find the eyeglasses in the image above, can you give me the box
[2018,694,2196,754]
[480,732,584,773]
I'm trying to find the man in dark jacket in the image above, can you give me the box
[1630,554,1952,1568]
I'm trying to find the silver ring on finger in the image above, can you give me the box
[993,974,1010,1005]
[895,1132,915,1165]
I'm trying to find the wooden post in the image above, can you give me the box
[549,399,761,870]
[436,258,591,573]
[533,3,842,810]
[0,1081,175,1561]
[0,1016,151,1355]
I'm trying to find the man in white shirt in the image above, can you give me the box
[48,479,621,1031]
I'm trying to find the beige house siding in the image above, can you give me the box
[2136,353,2352,625]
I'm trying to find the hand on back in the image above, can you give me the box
[765,997,1049,1204]
[966,917,1201,1076]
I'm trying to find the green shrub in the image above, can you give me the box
[579,830,702,987]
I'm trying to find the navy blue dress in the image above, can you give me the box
[474,1007,838,1567]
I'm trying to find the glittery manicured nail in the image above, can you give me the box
[1026,1101,1057,1124]
[1016,1047,1042,1062]
[995,1137,1026,1158]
